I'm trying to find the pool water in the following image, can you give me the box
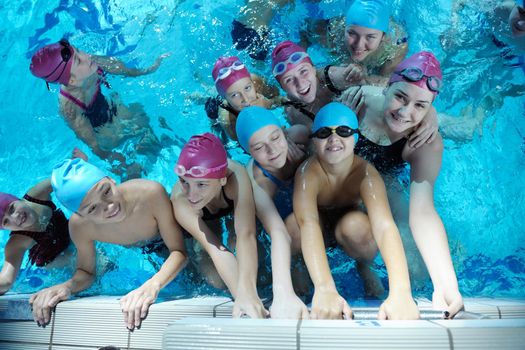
[0,0,524,301]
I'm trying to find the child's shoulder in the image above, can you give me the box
[122,179,167,196]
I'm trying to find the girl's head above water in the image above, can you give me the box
[271,41,313,82]
[175,133,228,180]
[0,192,19,229]
[212,56,251,98]
[30,39,74,87]
[389,51,442,96]
[236,106,282,150]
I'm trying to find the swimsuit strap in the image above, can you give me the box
[282,100,316,120]
[253,160,285,188]
[23,194,56,210]
[59,68,107,110]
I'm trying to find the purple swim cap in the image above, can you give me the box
[0,192,19,228]
[30,40,74,86]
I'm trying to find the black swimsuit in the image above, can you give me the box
[10,195,70,267]
[354,135,408,174]
[201,187,235,221]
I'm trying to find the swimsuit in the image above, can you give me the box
[10,195,70,267]
[201,187,235,221]
[60,68,116,128]
[354,134,408,175]
[253,160,294,219]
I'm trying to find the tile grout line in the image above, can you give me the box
[49,309,56,350]
[296,318,302,350]
[428,320,454,350]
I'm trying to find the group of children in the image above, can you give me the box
[1,0,524,331]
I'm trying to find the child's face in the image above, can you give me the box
[313,126,356,165]
[68,48,98,86]
[344,25,384,62]
[383,82,434,134]
[279,62,317,104]
[1,200,37,231]
[77,178,125,223]
[179,176,224,210]
[509,5,525,38]
[249,125,288,171]
[225,77,258,112]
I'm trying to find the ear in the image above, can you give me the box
[219,177,227,186]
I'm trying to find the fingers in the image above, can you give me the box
[342,302,353,320]
[377,305,387,320]
[301,307,310,320]
[445,299,464,319]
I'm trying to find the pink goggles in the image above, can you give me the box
[174,163,227,178]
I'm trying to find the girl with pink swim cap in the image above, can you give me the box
[170,133,268,319]
[29,39,173,179]
[0,179,70,295]
[342,51,464,319]
[211,56,281,142]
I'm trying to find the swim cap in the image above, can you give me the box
[0,192,19,228]
[30,40,74,86]
[236,106,281,151]
[389,51,442,96]
[212,56,251,97]
[345,0,390,32]
[271,41,313,81]
[176,133,228,179]
[51,158,107,213]
[313,102,359,142]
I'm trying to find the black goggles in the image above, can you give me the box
[394,67,442,92]
[310,126,359,139]
[45,39,73,90]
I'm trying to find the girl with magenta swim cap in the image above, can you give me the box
[328,0,409,85]
[271,40,363,129]
[210,56,281,142]
[343,51,464,318]
[236,106,309,319]
[29,39,172,179]
[0,179,70,295]
[170,133,267,319]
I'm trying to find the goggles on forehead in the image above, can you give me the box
[394,67,442,92]
[214,60,245,83]
[272,51,309,77]
[310,126,359,139]
[44,39,73,90]
[175,163,227,178]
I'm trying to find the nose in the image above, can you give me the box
[398,105,412,118]
[356,36,366,49]
[240,92,250,105]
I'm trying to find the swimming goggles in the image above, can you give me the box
[272,51,309,77]
[45,39,73,90]
[310,126,359,139]
[175,163,227,178]
[394,67,442,92]
[214,60,245,83]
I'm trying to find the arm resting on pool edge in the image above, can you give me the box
[0,235,34,295]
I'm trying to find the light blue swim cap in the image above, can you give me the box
[313,102,359,143]
[236,106,281,152]
[345,0,390,33]
[51,158,107,213]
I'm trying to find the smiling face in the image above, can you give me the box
[179,176,225,210]
[279,62,318,104]
[68,48,98,86]
[76,178,125,223]
[509,5,525,38]
[313,126,356,165]
[1,200,38,231]
[224,77,258,112]
[383,82,434,134]
[249,125,288,171]
[344,25,384,62]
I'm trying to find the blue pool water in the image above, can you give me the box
[0,0,524,301]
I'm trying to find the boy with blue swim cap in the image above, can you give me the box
[293,101,419,320]
[31,158,187,331]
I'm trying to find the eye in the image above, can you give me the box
[103,187,111,196]
[271,134,280,141]
[300,68,309,76]
[8,204,15,215]
[88,205,97,214]
[245,84,252,91]
[415,103,426,110]
[198,183,208,188]
[394,93,406,102]
[2,218,8,226]
[367,35,377,40]
[283,77,293,86]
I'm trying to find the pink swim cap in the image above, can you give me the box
[212,56,251,97]
[389,51,442,96]
[175,133,228,179]
[271,41,313,82]
[30,40,74,86]
[0,192,19,228]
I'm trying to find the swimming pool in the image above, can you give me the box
[0,0,524,302]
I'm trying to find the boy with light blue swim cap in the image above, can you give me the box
[312,102,360,143]
[345,0,390,33]
[51,158,107,213]
[236,106,281,151]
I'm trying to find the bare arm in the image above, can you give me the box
[120,184,188,330]
[91,53,170,77]
[229,161,267,318]
[30,217,97,326]
[218,107,237,141]
[359,163,418,320]
[405,135,463,317]
[247,161,308,319]
[25,179,53,200]
[0,235,33,294]
[293,159,351,320]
